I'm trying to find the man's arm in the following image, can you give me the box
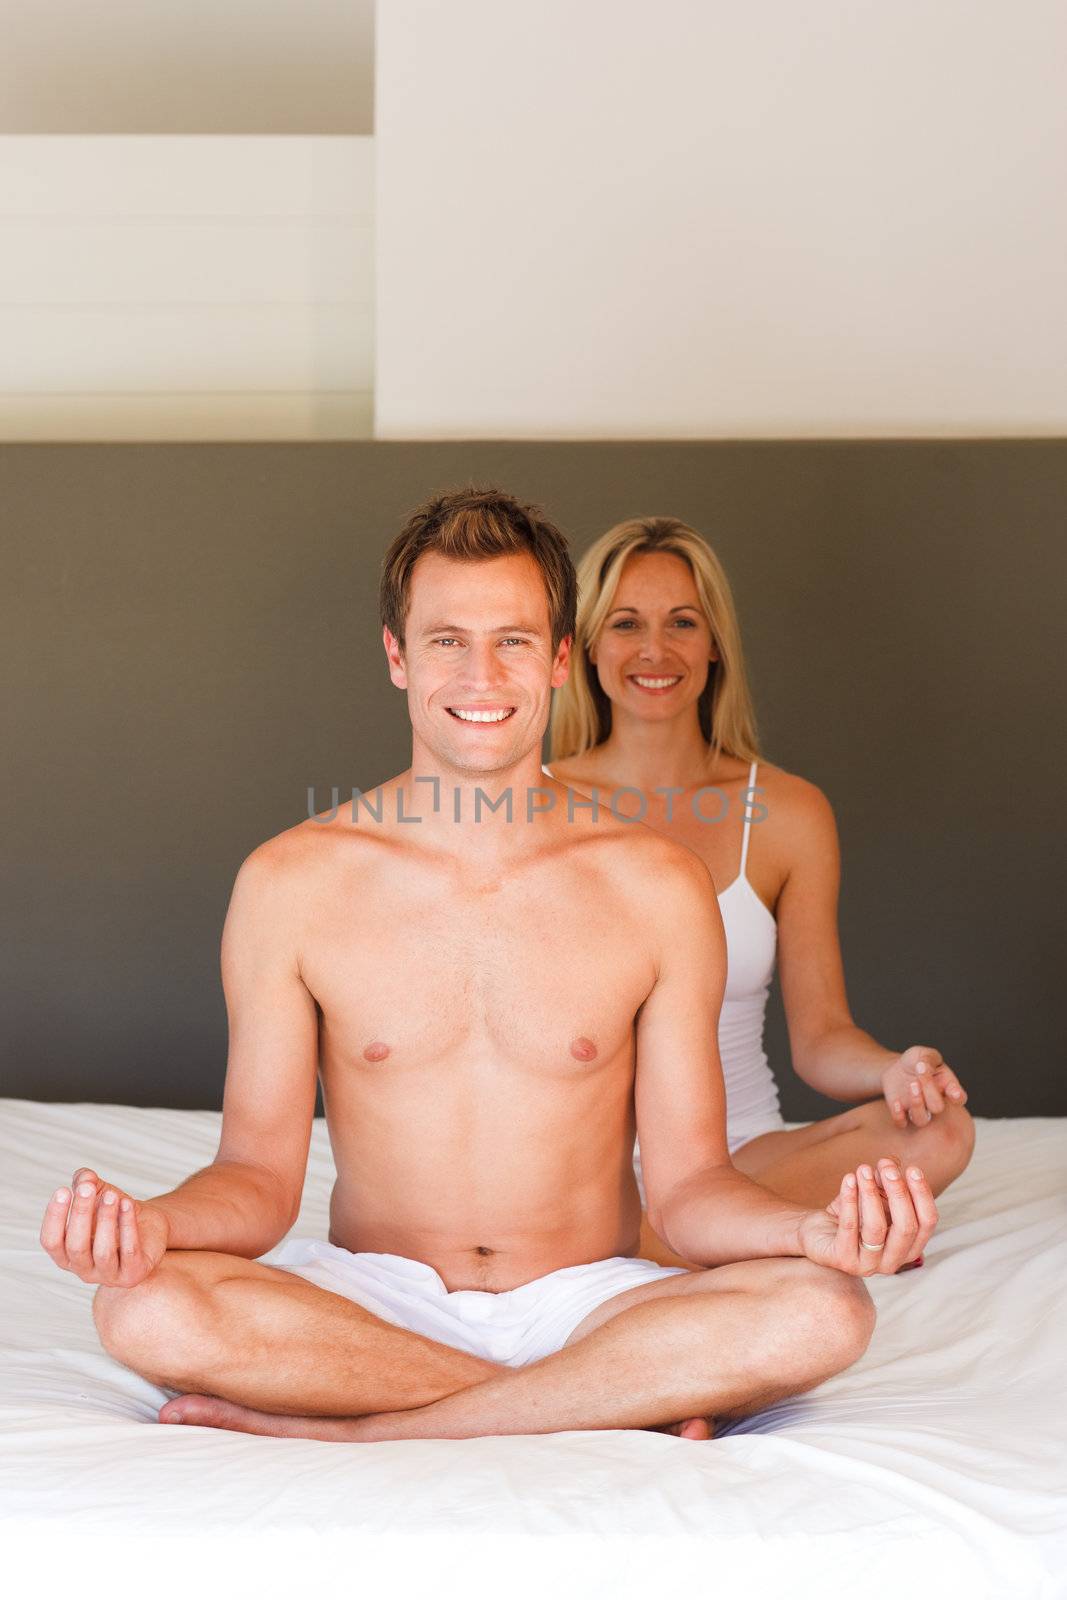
[635,848,808,1268]
[142,838,320,1257]
[41,837,320,1282]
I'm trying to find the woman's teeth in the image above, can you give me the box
[631,676,680,689]
[448,708,515,722]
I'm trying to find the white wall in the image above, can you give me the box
[0,137,373,440]
[376,0,1067,439]
[0,1,374,133]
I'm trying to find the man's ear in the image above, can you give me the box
[383,625,407,688]
[551,634,573,688]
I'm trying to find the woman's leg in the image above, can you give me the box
[637,1213,699,1269]
[729,1097,975,1210]
[637,1099,975,1268]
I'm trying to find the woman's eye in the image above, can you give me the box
[673,618,697,628]
[611,619,637,630]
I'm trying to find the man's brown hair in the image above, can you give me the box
[379,486,577,652]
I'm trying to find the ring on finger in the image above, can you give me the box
[859,1239,884,1251]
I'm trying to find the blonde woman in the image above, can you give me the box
[546,518,975,1272]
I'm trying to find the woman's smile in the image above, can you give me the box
[627,673,683,694]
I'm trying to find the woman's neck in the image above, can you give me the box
[595,710,727,792]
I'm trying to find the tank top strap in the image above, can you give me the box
[739,759,758,878]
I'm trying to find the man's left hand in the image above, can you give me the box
[798,1157,938,1276]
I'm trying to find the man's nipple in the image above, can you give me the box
[362,1041,391,1062]
[569,1036,598,1062]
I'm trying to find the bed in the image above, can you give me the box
[1,1098,1064,1600]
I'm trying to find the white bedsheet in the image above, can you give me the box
[0,1099,1064,1600]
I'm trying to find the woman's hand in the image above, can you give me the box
[39,1166,170,1288]
[881,1046,968,1130]
[798,1157,938,1275]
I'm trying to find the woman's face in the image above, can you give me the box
[590,550,717,723]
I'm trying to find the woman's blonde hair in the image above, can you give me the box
[549,517,761,767]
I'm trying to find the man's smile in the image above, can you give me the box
[446,705,518,723]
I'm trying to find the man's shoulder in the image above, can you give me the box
[244,783,407,871]
[588,819,716,910]
[235,809,364,891]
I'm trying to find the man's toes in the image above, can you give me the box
[652,1415,714,1439]
[159,1393,232,1428]
[158,1392,351,1441]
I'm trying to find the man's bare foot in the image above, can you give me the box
[159,1393,714,1443]
[159,1394,364,1441]
[654,1416,714,1440]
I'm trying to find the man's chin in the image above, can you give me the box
[430,737,536,780]
[443,747,524,777]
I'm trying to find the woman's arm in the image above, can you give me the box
[773,777,899,1101]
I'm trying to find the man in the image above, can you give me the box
[40,487,937,1443]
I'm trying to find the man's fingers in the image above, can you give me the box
[856,1166,888,1271]
[92,1189,121,1277]
[836,1172,859,1263]
[901,1165,939,1254]
[118,1197,144,1276]
[64,1181,99,1273]
[873,1160,919,1272]
[40,1187,73,1267]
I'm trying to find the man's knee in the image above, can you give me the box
[93,1253,224,1388]
[777,1258,876,1370]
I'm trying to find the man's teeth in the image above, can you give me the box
[632,676,680,688]
[449,708,514,722]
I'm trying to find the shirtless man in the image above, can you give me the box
[39,488,938,1444]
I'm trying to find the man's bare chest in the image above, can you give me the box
[298,863,654,1081]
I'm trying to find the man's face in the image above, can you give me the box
[384,550,571,775]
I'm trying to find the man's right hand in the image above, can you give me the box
[39,1167,170,1287]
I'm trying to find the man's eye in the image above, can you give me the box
[501,637,530,646]
[434,637,460,647]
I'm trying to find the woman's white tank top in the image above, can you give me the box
[541,758,783,1155]
[713,760,783,1146]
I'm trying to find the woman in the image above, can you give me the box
[546,517,975,1272]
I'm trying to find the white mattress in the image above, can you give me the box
[1,1099,1064,1600]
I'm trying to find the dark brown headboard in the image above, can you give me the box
[3,440,1064,1116]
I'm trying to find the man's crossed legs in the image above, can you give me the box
[93,1245,875,1442]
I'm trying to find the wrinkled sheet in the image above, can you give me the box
[0,1099,1064,1600]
